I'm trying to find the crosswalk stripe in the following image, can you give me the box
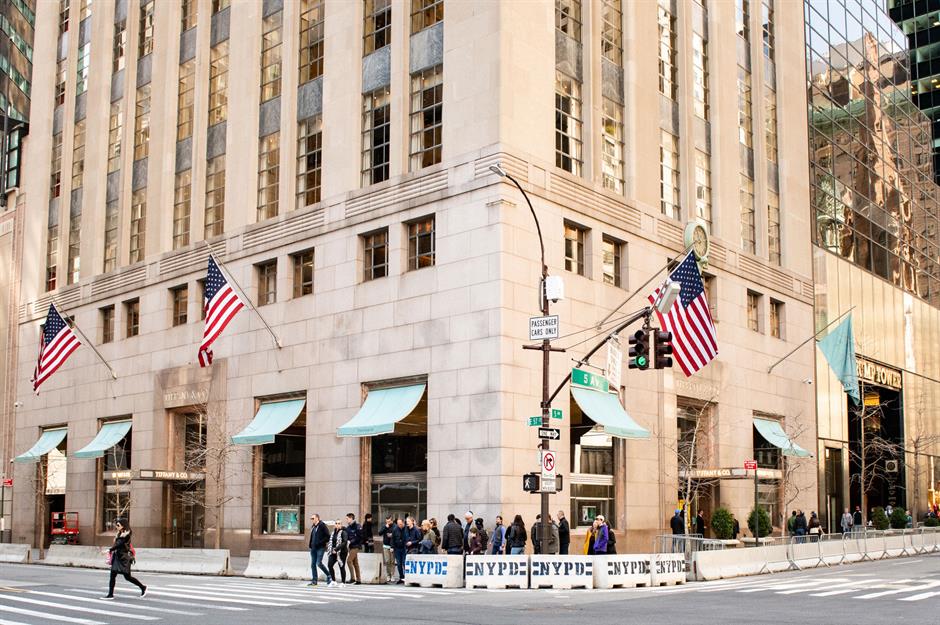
[1,595,159,621]
[899,591,940,602]
[0,604,104,625]
[68,588,247,611]
[187,583,363,602]
[808,580,886,597]
[110,586,292,606]
[27,590,203,615]
[0,618,34,625]
[855,580,940,599]
[773,579,852,595]
[162,584,328,605]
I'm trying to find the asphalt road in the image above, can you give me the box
[0,554,937,625]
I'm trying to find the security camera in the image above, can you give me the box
[801,379,813,385]
[13,402,22,408]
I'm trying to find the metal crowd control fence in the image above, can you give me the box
[652,534,725,571]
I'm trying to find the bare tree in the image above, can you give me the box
[671,396,721,534]
[32,459,48,560]
[779,420,814,534]
[848,400,902,519]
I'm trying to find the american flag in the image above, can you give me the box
[198,256,244,367]
[32,304,81,393]
[648,254,718,377]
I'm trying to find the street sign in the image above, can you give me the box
[551,408,563,420]
[529,315,560,341]
[541,450,557,493]
[538,427,560,440]
[571,367,610,393]
[528,416,542,426]
[606,336,622,390]
[1,478,11,487]
[744,460,758,470]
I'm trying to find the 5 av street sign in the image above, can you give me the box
[538,427,560,440]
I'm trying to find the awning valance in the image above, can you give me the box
[571,387,650,439]
[13,428,68,463]
[74,421,132,459]
[753,417,812,458]
[337,384,426,437]
[231,399,306,445]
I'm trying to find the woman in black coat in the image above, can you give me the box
[102,518,146,599]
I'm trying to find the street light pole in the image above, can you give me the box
[491,165,551,554]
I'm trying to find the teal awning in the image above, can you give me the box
[754,417,812,458]
[74,421,132,459]
[337,384,426,437]
[13,428,68,463]
[231,399,306,445]
[571,387,650,439]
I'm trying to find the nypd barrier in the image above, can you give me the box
[464,555,529,589]
[530,555,594,589]
[650,553,686,585]
[593,554,650,589]
[403,554,464,588]
[244,551,384,582]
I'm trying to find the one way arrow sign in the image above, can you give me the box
[538,427,561,440]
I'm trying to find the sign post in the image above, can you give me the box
[744,460,758,545]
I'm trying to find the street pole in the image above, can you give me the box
[754,468,759,546]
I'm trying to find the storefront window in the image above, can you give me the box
[369,386,427,522]
[101,428,132,531]
[260,405,306,535]
[569,393,614,529]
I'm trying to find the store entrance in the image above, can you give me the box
[824,447,845,533]
[849,385,905,514]
[165,482,205,548]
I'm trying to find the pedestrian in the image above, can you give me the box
[100,518,146,600]
[603,517,616,554]
[345,513,362,585]
[507,514,527,555]
[669,509,685,551]
[584,519,597,555]
[308,513,332,586]
[905,510,913,529]
[463,510,474,553]
[419,519,436,554]
[593,516,609,555]
[468,525,485,554]
[404,516,422,555]
[430,517,441,546]
[362,513,375,554]
[557,510,570,555]
[326,519,348,587]
[808,511,822,540]
[794,510,808,543]
[840,507,853,534]
[392,517,408,584]
[442,513,463,555]
[381,515,396,583]
[545,515,560,555]
[532,514,543,554]
[731,513,740,540]
[885,504,894,519]
[787,510,797,536]
[695,511,706,537]
[853,506,863,531]
[490,515,507,555]
[474,518,489,549]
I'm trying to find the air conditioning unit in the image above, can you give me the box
[885,460,899,473]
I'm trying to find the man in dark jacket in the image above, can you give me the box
[345,513,363,584]
[381,516,396,582]
[442,514,463,554]
[362,513,375,553]
[670,509,685,534]
[308,514,331,586]
[853,506,863,530]
[392,517,407,584]
[557,510,570,555]
[462,511,474,553]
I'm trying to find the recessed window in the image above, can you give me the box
[297,116,322,208]
[138,0,154,57]
[556,0,581,41]
[46,204,59,292]
[205,155,225,238]
[212,0,229,14]
[740,174,756,254]
[770,299,783,339]
[59,0,70,36]
[173,170,192,250]
[736,0,750,41]
[362,88,391,186]
[257,133,280,222]
[407,217,435,270]
[257,260,278,305]
[660,130,680,220]
[129,189,146,263]
[101,424,132,531]
[761,0,774,61]
[261,10,283,103]
[602,236,623,288]
[125,299,140,338]
[103,199,118,273]
[76,43,90,95]
[768,192,781,265]
[134,85,151,161]
[555,72,583,175]
[411,0,443,33]
[765,89,778,164]
[564,222,587,276]
[70,120,86,190]
[410,65,443,171]
[108,103,123,173]
[694,151,711,231]
[658,5,677,100]
[292,250,314,298]
[55,59,66,106]
[601,98,624,194]
[363,229,389,282]
[747,290,761,333]
[113,20,127,73]
[209,42,229,126]
[171,285,188,327]
[66,201,81,286]
[177,59,195,141]
[692,31,709,120]
[364,0,392,55]
[738,67,753,149]
[181,0,197,31]
[299,0,325,84]
[101,306,115,344]
[601,0,622,65]
[50,132,63,199]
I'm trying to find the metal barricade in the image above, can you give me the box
[652,534,724,572]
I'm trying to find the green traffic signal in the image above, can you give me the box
[628,329,650,370]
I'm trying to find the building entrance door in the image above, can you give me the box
[166,482,205,548]
[825,447,844,533]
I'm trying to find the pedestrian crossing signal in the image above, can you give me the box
[523,473,540,492]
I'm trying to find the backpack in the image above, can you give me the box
[478,528,489,547]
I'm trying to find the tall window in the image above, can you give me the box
[79,0,91,20]
[736,0,750,42]
[694,151,711,231]
[602,236,623,287]
[257,133,280,221]
[761,0,774,61]
[138,0,154,57]
[410,65,443,171]
[177,59,195,141]
[299,0,324,84]
[45,204,59,291]
[737,68,752,149]
[257,260,277,305]
[297,116,322,208]
[181,0,197,31]
[411,0,443,33]
[101,425,132,530]
[746,291,760,333]
[59,0,70,36]
[212,0,229,14]
[769,300,783,339]
[407,216,435,270]
[76,43,90,95]
[601,0,622,65]
[364,0,391,55]
[66,201,81,285]
[171,285,188,326]
[259,401,306,536]
[764,89,778,164]
[564,222,586,275]
[55,60,66,106]
[692,33,708,120]
[261,11,283,102]
[50,132,63,198]
[108,103,122,173]
[103,199,118,272]
[740,174,755,254]
[101,306,115,343]
[768,192,781,265]
[173,170,192,249]
[555,72,582,175]
[112,20,126,73]
[134,85,151,160]
[292,249,315,297]
[660,130,680,220]
[71,120,86,189]
[125,299,140,337]
[556,0,581,41]
[658,6,677,100]
[601,98,624,194]
[208,42,229,126]
[129,189,146,263]
[362,88,390,186]
[205,156,225,238]
[363,229,388,281]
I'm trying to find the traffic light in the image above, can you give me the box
[628,329,650,370]
[523,472,540,492]
[653,330,673,369]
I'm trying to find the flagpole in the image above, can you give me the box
[48,299,118,380]
[204,243,282,349]
[766,306,856,374]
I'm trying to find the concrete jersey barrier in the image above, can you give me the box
[593,554,650,589]
[44,545,109,569]
[403,554,464,588]
[43,545,230,575]
[650,553,686,585]
[245,550,384,583]
[464,555,529,589]
[0,543,31,564]
[530,555,594,589]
